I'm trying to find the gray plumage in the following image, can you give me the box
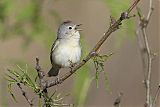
[48,21,81,77]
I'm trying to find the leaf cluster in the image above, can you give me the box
[92,53,113,88]
[5,65,70,107]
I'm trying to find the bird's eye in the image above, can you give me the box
[69,26,72,30]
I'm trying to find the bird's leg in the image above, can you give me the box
[69,60,76,67]
[55,76,59,85]
[68,60,76,72]
[55,76,63,85]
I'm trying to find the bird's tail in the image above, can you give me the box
[48,65,60,77]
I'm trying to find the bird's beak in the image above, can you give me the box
[75,24,82,31]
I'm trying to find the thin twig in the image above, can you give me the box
[17,83,33,107]
[142,0,154,106]
[142,28,152,107]
[142,27,152,107]
[146,0,154,22]
[44,0,141,88]
[127,0,140,13]
[35,57,50,107]
[152,85,160,106]
[43,103,73,107]
[35,57,45,88]
[136,0,154,106]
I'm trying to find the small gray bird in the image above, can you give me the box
[48,21,82,77]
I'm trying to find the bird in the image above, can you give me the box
[48,21,82,77]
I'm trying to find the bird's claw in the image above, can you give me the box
[69,60,76,68]
[55,76,62,85]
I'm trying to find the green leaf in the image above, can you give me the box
[5,74,17,83]
[93,53,113,89]
[95,69,100,88]
[8,84,17,102]
[8,69,21,79]
[10,59,37,79]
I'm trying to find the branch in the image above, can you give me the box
[136,0,154,106]
[146,0,154,22]
[17,83,33,107]
[142,27,152,107]
[152,85,160,106]
[35,58,72,107]
[35,57,50,106]
[44,0,141,89]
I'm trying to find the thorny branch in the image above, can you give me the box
[136,0,159,107]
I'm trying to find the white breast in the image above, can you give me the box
[52,39,81,67]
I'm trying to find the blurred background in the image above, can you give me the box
[0,0,159,107]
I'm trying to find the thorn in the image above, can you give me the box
[110,16,116,26]
[128,14,136,18]
[151,52,158,60]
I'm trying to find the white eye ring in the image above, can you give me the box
[68,26,72,30]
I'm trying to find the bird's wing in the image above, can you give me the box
[50,39,59,64]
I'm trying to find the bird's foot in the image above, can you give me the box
[55,76,62,85]
[68,60,76,68]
